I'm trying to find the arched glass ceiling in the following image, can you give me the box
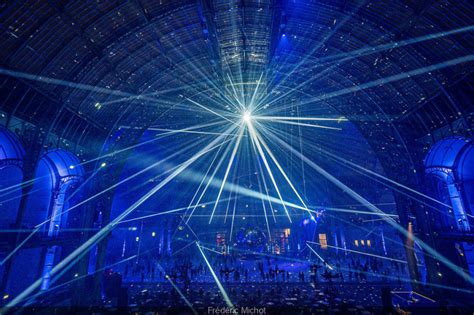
[0,0,471,183]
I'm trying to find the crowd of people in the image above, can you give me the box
[126,282,396,312]
[96,246,428,312]
[118,246,410,288]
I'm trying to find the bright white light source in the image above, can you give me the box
[243,111,251,123]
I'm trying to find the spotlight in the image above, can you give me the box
[242,111,252,123]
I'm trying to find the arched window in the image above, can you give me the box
[23,149,84,232]
[21,149,84,290]
[424,137,473,232]
[424,136,474,279]
[0,127,25,228]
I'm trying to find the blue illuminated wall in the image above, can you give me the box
[0,128,25,228]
